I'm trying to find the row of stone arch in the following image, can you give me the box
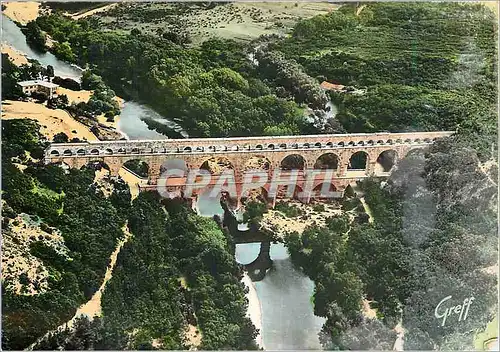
[111,150,398,178]
[48,137,433,158]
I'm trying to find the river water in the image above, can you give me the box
[4,15,325,349]
[2,14,83,80]
[117,101,171,140]
[197,190,325,350]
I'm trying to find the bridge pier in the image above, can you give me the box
[244,241,272,282]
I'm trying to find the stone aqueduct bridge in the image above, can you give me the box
[44,131,453,201]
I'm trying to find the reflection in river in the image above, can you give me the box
[236,242,325,350]
[197,186,325,349]
[196,189,224,218]
[2,14,83,80]
[4,13,325,348]
[198,185,325,349]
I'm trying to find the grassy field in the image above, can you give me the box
[94,2,339,44]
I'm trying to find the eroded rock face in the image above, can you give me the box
[2,214,71,295]
[90,124,123,141]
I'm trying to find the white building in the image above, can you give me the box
[17,80,59,99]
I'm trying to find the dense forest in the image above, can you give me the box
[273,2,497,158]
[23,2,498,155]
[285,145,497,349]
[2,119,127,349]
[2,1,498,351]
[1,119,258,350]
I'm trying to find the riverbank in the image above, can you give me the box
[57,87,124,132]
[2,1,40,25]
[242,273,263,349]
[260,200,343,237]
[1,100,98,141]
[1,43,29,65]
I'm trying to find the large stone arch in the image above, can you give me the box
[199,156,234,174]
[314,153,339,170]
[159,158,188,176]
[312,182,338,200]
[280,154,306,170]
[79,160,112,177]
[123,159,150,178]
[244,155,271,171]
[274,183,304,201]
[241,187,269,204]
[348,151,368,170]
[376,149,398,173]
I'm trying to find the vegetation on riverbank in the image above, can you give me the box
[1,119,127,349]
[273,2,497,349]
[3,2,497,350]
[273,2,497,158]
[283,145,497,349]
[23,10,325,137]
[2,119,258,350]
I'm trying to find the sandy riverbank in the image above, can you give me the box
[69,3,118,20]
[2,100,98,141]
[242,273,264,349]
[2,2,40,24]
[1,43,29,66]
[260,200,343,238]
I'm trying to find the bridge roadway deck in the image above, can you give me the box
[44,131,454,158]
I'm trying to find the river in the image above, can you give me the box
[2,14,83,80]
[197,190,325,350]
[2,14,188,140]
[4,15,325,349]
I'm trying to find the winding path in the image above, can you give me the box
[28,224,132,350]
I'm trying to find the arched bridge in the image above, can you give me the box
[44,131,454,201]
